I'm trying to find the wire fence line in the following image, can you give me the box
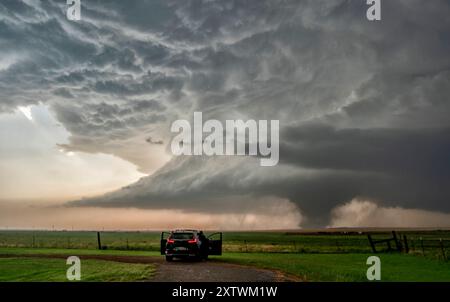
[0,230,448,260]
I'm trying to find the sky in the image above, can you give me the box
[1,0,450,230]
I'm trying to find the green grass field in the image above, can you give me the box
[1,230,448,255]
[213,253,450,281]
[0,248,448,282]
[0,257,154,282]
[0,230,449,282]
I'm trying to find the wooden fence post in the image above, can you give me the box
[403,235,409,253]
[439,239,446,261]
[97,232,102,250]
[392,231,402,252]
[368,234,376,253]
[420,237,425,255]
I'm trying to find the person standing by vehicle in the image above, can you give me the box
[198,231,209,260]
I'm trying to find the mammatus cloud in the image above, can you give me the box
[2,1,450,227]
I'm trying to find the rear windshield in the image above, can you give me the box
[171,233,194,240]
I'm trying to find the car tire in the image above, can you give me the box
[165,256,173,262]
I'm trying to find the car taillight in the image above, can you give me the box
[167,239,175,244]
[188,238,197,244]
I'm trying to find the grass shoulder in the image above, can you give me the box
[0,257,155,282]
[212,252,450,282]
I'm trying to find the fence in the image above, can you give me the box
[367,231,448,261]
[0,230,447,260]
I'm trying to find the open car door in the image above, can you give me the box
[160,231,170,255]
[207,232,222,255]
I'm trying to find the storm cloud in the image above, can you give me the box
[1,0,450,227]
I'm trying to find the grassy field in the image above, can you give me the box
[1,230,448,255]
[0,257,155,282]
[0,230,449,282]
[0,247,448,282]
[213,253,450,281]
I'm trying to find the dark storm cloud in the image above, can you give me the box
[281,125,450,177]
[280,125,450,222]
[2,0,450,225]
[71,125,450,226]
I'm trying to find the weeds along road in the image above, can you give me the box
[0,254,298,282]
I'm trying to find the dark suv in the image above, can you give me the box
[160,230,222,261]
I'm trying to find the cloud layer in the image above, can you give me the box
[1,0,450,227]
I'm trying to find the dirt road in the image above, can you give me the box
[0,254,298,282]
[151,259,287,282]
